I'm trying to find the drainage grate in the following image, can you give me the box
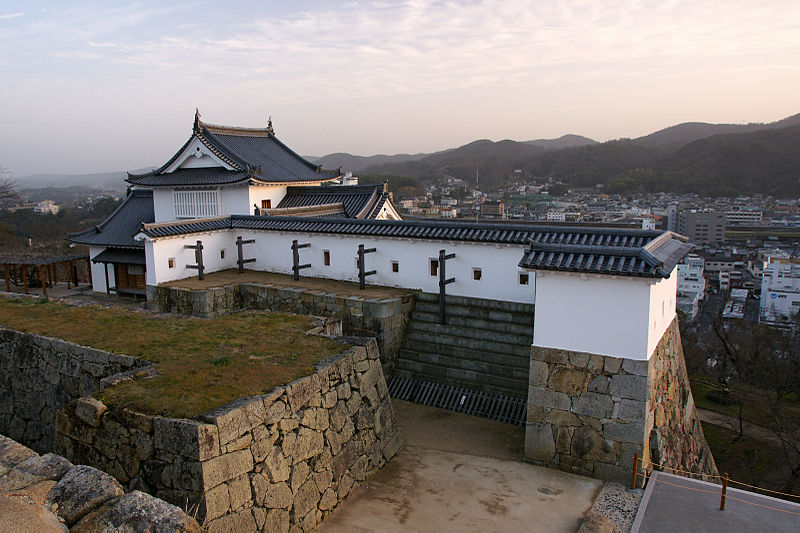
[387,375,527,426]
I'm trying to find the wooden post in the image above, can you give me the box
[86,257,92,285]
[632,453,639,489]
[104,263,110,295]
[22,266,28,293]
[720,472,728,510]
[236,236,256,274]
[291,240,311,281]
[39,265,47,296]
[53,263,58,284]
[4,264,9,292]
[438,249,456,324]
[66,261,72,289]
[357,244,377,290]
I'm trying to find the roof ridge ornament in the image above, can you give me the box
[193,108,202,134]
[267,116,274,135]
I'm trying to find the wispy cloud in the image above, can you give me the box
[0,12,24,20]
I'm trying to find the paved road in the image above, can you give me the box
[695,407,781,445]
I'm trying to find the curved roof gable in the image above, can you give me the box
[127,112,341,187]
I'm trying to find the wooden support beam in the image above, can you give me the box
[236,236,256,274]
[22,266,28,294]
[39,265,47,297]
[86,257,92,285]
[291,240,312,281]
[438,249,456,324]
[66,261,72,289]
[184,240,205,280]
[104,263,110,295]
[357,244,377,290]
[4,264,10,292]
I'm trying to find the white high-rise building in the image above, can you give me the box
[760,261,800,327]
[677,254,705,320]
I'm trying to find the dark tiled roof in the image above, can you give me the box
[127,115,340,186]
[137,217,692,277]
[264,203,348,218]
[91,248,146,265]
[518,230,693,278]
[67,189,154,248]
[126,168,248,186]
[276,184,386,218]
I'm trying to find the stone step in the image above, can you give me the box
[412,301,534,326]
[392,361,527,397]
[408,310,534,337]
[397,341,530,369]
[397,348,529,378]
[415,292,535,314]
[405,320,531,347]
[402,330,532,357]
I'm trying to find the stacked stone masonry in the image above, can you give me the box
[526,317,717,483]
[153,283,415,374]
[0,433,199,531]
[394,292,535,398]
[0,327,150,454]
[56,337,404,532]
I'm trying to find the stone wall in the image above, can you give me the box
[645,320,717,478]
[152,282,415,374]
[56,337,403,532]
[525,317,716,483]
[0,327,149,454]
[0,433,199,531]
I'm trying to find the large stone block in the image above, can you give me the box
[528,387,571,411]
[571,427,615,463]
[524,422,555,461]
[529,360,549,387]
[205,508,255,533]
[603,422,645,444]
[548,368,589,395]
[616,399,646,422]
[572,392,613,420]
[201,449,254,489]
[608,374,647,401]
[153,418,220,461]
[46,465,125,526]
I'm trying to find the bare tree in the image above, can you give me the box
[0,165,17,202]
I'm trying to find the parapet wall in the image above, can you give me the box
[152,282,415,374]
[56,337,403,532]
[0,327,149,453]
[0,433,199,531]
[525,317,717,483]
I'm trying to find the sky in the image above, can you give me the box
[1,0,799,177]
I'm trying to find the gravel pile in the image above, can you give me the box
[586,482,643,532]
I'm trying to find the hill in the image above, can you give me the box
[524,134,598,150]
[633,113,800,152]
[362,115,800,195]
[309,152,430,173]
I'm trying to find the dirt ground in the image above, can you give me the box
[319,400,602,533]
[164,269,415,299]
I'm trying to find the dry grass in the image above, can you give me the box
[0,297,346,418]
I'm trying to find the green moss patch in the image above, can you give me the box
[0,297,345,418]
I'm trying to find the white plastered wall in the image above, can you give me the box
[145,229,536,304]
[532,270,675,360]
[248,185,288,213]
[89,246,115,293]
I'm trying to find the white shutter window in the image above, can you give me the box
[174,190,220,218]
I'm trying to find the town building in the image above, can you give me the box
[677,254,705,320]
[760,260,800,326]
[479,200,505,218]
[725,208,763,226]
[677,210,726,244]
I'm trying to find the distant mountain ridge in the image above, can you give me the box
[16,113,800,196]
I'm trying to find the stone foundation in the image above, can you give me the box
[56,337,403,531]
[525,318,716,482]
[0,328,150,453]
[152,283,415,374]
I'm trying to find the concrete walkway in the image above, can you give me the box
[631,471,800,532]
[319,400,603,532]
